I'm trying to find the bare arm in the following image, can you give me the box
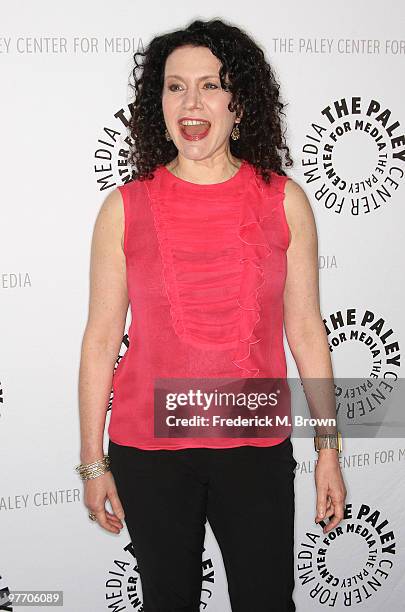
[78,188,129,464]
[283,179,332,379]
[283,178,337,437]
[283,178,346,533]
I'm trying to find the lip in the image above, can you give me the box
[178,117,211,141]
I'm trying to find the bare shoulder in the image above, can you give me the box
[93,187,125,253]
[283,177,316,243]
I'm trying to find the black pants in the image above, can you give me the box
[108,437,297,612]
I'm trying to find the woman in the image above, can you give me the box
[76,18,346,612]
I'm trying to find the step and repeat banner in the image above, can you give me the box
[1,1,404,610]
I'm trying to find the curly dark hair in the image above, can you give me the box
[126,17,294,184]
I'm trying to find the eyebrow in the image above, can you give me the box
[164,74,220,81]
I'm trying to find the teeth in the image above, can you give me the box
[180,120,209,126]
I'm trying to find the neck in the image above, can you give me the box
[167,155,242,185]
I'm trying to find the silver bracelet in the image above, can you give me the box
[75,455,111,480]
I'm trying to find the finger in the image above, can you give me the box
[315,486,328,522]
[105,510,124,528]
[324,496,335,519]
[108,491,126,521]
[94,510,121,534]
[323,503,345,533]
[323,513,343,533]
[314,499,334,529]
[106,516,124,531]
[105,509,123,521]
[323,504,335,520]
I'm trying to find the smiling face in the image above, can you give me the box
[162,45,241,163]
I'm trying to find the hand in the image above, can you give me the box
[83,471,126,534]
[314,450,347,534]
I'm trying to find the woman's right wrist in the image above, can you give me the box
[75,454,111,480]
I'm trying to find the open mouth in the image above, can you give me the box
[178,120,211,139]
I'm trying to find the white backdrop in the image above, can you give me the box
[1,1,404,610]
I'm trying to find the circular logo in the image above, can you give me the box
[105,541,217,609]
[324,306,400,429]
[297,501,396,606]
[302,96,404,216]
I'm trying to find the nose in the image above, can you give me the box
[183,85,203,110]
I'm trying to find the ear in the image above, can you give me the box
[236,108,244,123]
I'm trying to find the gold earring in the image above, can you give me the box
[165,128,172,141]
[231,123,240,141]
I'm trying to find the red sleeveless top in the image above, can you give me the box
[108,159,292,449]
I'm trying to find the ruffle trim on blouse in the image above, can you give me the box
[145,166,243,352]
[231,168,287,377]
[146,189,186,339]
[145,163,287,377]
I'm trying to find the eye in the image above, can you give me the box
[168,83,182,91]
[167,82,219,91]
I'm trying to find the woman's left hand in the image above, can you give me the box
[314,450,347,534]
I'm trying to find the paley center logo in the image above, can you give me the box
[323,306,400,425]
[105,541,218,610]
[93,42,145,190]
[297,501,397,607]
[94,106,134,190]
[302,96,404,216]
[325,306,400,377]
